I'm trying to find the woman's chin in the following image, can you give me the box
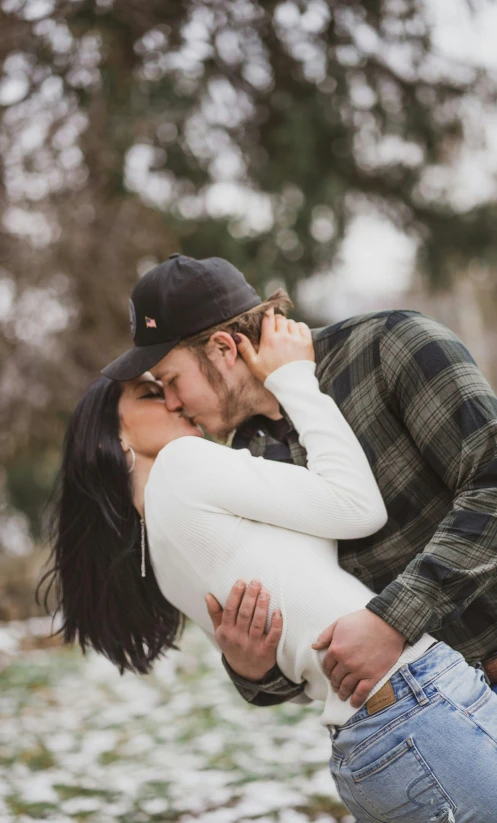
[184,421,205,438]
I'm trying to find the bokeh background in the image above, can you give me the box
[1,1,497,821]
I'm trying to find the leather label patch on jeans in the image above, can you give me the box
[366,681,396,715]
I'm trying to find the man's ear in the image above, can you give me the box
[208,331,238,367]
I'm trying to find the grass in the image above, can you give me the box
[0,624,352,822]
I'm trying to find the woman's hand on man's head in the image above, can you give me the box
[205,579,282,682]
[234,308,314,384]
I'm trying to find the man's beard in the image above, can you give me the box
[194,348,255,441]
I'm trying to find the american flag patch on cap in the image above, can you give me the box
[145,316,157,329]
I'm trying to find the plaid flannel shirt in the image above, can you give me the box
[225,310,497,705]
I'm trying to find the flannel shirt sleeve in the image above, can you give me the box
[221,655,307,706]
[367,311,497,644]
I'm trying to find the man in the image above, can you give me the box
[103,253,497,708]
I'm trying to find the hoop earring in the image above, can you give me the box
[127,446,136,474]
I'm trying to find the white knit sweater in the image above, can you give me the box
[145,361,434,727]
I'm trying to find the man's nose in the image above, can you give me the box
[164,390,183,412]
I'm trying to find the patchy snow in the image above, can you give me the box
[0,620,349,822]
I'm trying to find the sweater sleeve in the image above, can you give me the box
[158,361,387,540]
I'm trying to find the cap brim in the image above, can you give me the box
[101,338,181,381]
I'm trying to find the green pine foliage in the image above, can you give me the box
[0,0,495,534]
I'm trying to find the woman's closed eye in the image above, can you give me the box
[140,386,164,400]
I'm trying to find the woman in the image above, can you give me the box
[41,313,497,822]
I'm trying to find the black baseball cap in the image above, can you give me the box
[101,254,261,381]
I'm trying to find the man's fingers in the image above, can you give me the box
[265,609,283,648]
[249,589,270,638]
[350,679,376,709]
[312,622,336,650]
[311,637,331,650]
[337,673,361,702]
[204,593,223,630]
[236,579,262,632]
[323,649,339,680]
[329,661,350,691]
[222,580,246,628]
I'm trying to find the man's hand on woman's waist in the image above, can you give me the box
[312,608,406,708]
[205,579,282,682]
[206,581,407,711]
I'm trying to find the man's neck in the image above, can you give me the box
[248,384,283,421]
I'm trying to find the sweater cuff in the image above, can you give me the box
[366,580,437,646]
[264,360,316,392]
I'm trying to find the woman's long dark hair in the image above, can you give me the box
[37,376,184,674]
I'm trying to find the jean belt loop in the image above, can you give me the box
[399,664,429,706]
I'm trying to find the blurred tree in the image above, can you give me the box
[1,0,497,543]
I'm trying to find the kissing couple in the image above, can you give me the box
[43,253,497,821]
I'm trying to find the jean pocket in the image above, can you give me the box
[466,683,493,715]
[459,686,497,747]
[350,736,455,822]
[441,666,497,740]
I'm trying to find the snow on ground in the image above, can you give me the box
[0,621,353,822]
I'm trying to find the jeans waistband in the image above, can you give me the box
[337,641,466,731]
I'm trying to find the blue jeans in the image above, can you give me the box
[329,643,497,822]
